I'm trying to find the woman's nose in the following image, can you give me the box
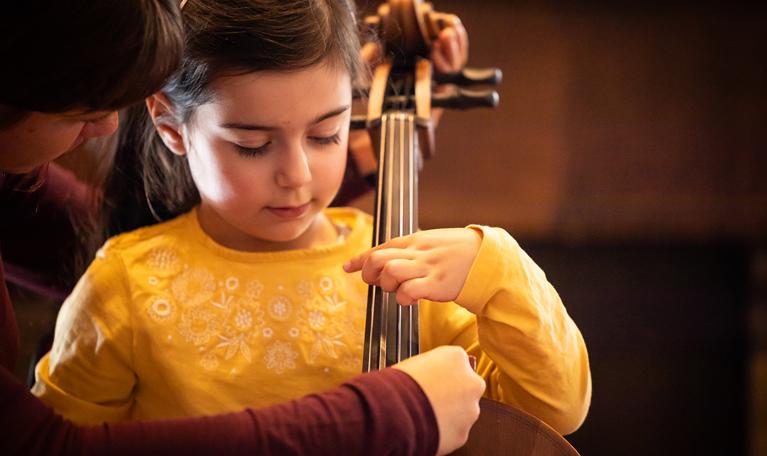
[276,146,312,188]
[81,111,119,139]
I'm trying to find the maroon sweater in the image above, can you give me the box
[0,166,438,455]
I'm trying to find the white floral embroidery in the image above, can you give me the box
[234,308,253,330]
[245,280,264,299]
[268,295,292,321]
[318,276,333,294]
[297,280,312,298]
[307,310,326,330]
[210,291,234,311]
[264,340,297,374]
[147,248,181,271]
[322,292,346,311]
[200,352,219,370]
[225,277,239,291]
[289,327,300,338]
[309,332,345,362]
[171,267,215,307]
[263,327,273,338]
[217,333,253,362]
[179,307,219,346]
[147,298,174,322]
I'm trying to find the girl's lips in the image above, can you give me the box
[267,202,311,219]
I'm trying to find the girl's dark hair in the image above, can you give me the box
[103,0,363,239]
[0,0,184,127]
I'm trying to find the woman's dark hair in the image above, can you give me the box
[103,0,363,239]
[0,0,184,127]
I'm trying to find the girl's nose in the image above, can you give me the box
[81,111,119,139]
[276,146,312,188]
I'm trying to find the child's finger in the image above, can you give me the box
[343,247,414,278]
[378,258,428,292]
[396,277,432,305]
[359,248,415,284]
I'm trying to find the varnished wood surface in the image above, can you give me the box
[451,398,579,456]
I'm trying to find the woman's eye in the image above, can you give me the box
[310,133,341,146]
[235,142,270,157]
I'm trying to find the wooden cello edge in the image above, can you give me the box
[449,398,581,456]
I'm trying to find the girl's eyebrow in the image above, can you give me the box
[221,105,350,131]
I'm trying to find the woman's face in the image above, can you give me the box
[181,62,352,251]
[0,110,118,174]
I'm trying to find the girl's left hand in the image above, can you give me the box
[343,228,481,306]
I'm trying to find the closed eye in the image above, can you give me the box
[310,134,341,146]
[235,142,270,157]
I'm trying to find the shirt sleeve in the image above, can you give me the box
[420,225,592,435]
[4,365,438,456]
[31,241,136,424]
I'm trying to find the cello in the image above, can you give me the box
[353,1,581,454]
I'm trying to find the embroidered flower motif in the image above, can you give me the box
[264,340,298,374]
[171,267,215,307]
[234,308,254,331]
[147,298,174,322]
[263,327,273,338]
[179,307,219,346]
[289,327,300,338]
[245,280,264,299]
[322,292,346,311]
[297,280,312,298]
[267,295,292,321]
[200,352,219,370]
[147,248,181,271]
[318,276,334,294]
[210,291,234,311]
[307,310,326,330]
[217,333,253,362]
[225,277,239,291]
[309,332,345,361]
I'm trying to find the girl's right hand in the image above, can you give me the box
[393,346,485,455]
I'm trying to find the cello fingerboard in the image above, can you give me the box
[362,112,421,372]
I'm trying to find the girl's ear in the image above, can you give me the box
[146,93,187,156]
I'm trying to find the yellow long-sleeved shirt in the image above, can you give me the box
[33,207,591,433]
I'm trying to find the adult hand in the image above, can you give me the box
[393,346,485,455]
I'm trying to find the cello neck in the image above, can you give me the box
[362,112,421,372]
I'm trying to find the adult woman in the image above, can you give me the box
[0,1,483,454]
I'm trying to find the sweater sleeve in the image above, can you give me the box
[3,365,438,456]
[420,226,592,435]
[31,241,136,424]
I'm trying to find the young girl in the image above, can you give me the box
[33,0,591,435]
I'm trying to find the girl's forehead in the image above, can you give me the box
[203,65,352,124]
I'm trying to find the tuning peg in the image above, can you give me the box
[432,88,499,110]
[433,67,502,87]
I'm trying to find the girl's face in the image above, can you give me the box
[0,110,118,174]
[183,62,352,251]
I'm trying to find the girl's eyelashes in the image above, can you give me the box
[309,133,341,145]
[235,142,270,157]
[233,133,340,157]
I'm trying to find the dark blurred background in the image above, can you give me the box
[354,0,766,454]
[9,1,766,455]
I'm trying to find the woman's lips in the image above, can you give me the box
[267,202,311,219]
